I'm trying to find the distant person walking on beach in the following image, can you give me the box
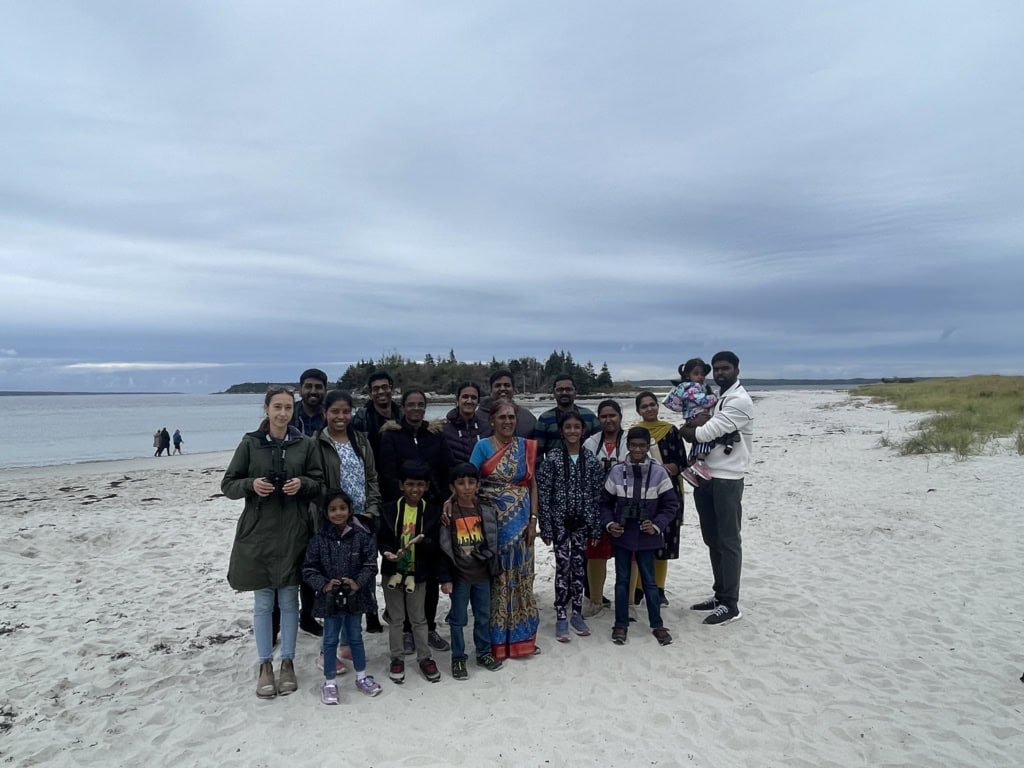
[157,428,171,457]
[172,429,183,455]
[152,429,161,456]
[292,368,329,437]
[222,385,325,699]
[680,351,754,626]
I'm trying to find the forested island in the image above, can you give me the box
[221,350,617,395]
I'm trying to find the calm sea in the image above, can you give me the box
[0,386,849,469]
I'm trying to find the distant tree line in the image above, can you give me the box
[337,350,615,396]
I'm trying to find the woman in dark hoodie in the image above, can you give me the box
[442,382,489,464]
[378,388,454,652]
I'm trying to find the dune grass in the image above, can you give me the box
[854,375,1024,458]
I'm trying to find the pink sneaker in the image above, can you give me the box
[692,462,712,482]
[320,680,339,705]
[681,467,702,488]
[317,652,348,675]
[355,675,382,697]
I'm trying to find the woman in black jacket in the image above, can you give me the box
[441,382,489,464]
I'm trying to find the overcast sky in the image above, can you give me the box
[1,1,1021,393]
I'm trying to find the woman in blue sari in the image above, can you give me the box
[469,400,540,659]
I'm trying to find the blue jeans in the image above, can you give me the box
[447,579,491,661]
[254,586,298,662]
[614,548,662,629]
[324,613,365,676]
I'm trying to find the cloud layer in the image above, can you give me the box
[1,2,1022,391]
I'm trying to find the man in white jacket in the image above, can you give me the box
[680,351,754,626]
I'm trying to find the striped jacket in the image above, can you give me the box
[599,459,679,552]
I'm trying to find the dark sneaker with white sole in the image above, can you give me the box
[689,597,719,611]
[703,604,742,625]
[611,625,628,645]
[419,658,441,683]
[389,657,405,684]
[476,653,503,671]
[653,627,673,646]
[451,658,468,680]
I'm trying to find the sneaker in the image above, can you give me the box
[403,631,415,656]
[427,630,450,652]
[555,619,570,643]
[256,661,276,698]
[611,625,628,645]
[317,651,347,675]
[320,680,339,705]
[365,613,384,633]
[451,658,468,680]
[582,601,604,618]
[659,588,669,607]
[680,467,702,488]
[689,596,719,611]
[653,627,673,646]
[703,604,742,626]
[388,657,405,684]
[277,659,297,695]
[299,618,324,637]
[570,614,591,637]
[476,653,503,671]
[692,461,713,481]
[419,658,441,683]
[355,675,382,697]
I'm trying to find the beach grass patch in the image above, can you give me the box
[854,375,1024,458]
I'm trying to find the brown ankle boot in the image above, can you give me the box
[277,659,297,695]
[256,661,276,698]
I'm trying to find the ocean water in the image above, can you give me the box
[1,386,850,469]
[0,394,463,469]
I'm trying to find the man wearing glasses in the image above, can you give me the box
[352,370,403,462]
[533,373,598,463]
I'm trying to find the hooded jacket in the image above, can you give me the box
[302,514,378,617]
[378,498,444,583]
[378,418,453,505]
[599,458,679,552]
[316,427,382,522]
[438,499,501,582]
[221,426,325,591]
[442,407,489,465]
[536,445,605,542]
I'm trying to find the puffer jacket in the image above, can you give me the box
[536,445,605,542]
[302,515,378,617]
[378,418,453,504]
[222,427,325,591]
[599,459,679,552]
[316,427,382,523]
[442,408,488,465]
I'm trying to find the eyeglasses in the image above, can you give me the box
[554,387,574,394]
[370,384,392,393]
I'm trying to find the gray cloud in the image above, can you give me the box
[1,1,1022,392]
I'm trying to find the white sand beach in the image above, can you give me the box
[1,390,1020,767]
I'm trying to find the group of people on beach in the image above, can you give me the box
[152,428,182,456]
[221,353,755,703]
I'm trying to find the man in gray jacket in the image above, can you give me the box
[680,351,754,627]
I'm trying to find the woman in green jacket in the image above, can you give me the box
[222,386,324,699]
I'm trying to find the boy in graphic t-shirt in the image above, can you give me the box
[379,461,443,684]
[439,463,503,680]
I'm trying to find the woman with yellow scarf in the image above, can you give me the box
[631,391,685,607]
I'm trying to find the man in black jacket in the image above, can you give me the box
[352,370,402,462]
